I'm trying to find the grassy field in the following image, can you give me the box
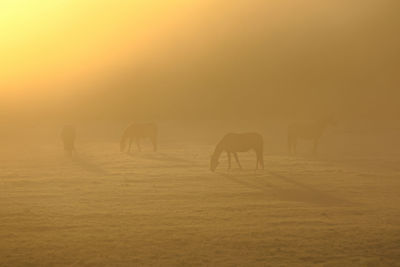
[1,121,400,266]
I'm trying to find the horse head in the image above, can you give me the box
[210,153,220,172]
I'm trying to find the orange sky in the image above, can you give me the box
[0,0,208,101]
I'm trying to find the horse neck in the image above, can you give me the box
[212,143,224,159]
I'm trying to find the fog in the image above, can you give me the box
[1,1,400,266]
[1,0,399,121]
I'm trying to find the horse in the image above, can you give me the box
[61,125,76,157]
[288,116,336,155]
[120,123,158,152]
[210,132,264,172]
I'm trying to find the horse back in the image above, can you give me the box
[221,132,263,152]
[129,123,157,138]
[288,122,323,139]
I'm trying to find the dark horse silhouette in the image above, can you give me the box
[120,123,158,152]
[288,116,335,155]
[61,125,76,157]
[210,133,264,172]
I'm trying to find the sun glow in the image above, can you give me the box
[0,0,204,104]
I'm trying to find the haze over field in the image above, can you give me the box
[1,0,399,120]
[1,1,400,266]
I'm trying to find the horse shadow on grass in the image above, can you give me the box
[71,155,110,175]
[218,171,351,207]
[126,152,199,166]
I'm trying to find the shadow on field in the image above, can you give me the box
[219,171,351,206]
[219,172,274,191]
[269,171,351,206]
[126,152,197,165]
[72,155,109,175]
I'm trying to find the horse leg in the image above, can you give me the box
[71,142,76,157]
[293,138,297,155]
[151,136,157,152]
[64,141,72,158]
[289,136,297,155]
[257,150,264,170]
[313,138,319,155]
[233,153,242,169]
[227,152,231,170]
[136,138,141,152]
[128,138,132,153]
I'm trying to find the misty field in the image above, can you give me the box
[1,121,400,266]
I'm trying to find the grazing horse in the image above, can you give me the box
[210,133,264,172]
[61,125,76,157]
[120,123,158,152]
[288,116,335,155]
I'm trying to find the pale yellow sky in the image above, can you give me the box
[0,0,207,101]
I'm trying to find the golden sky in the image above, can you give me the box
[0,0,398,118]
[1,0,375,95]
[0,0,207,101]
